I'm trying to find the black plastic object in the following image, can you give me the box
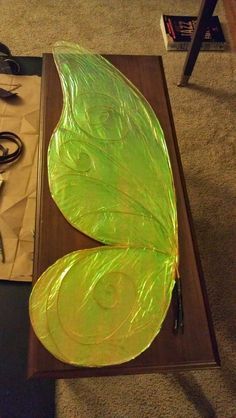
[0,42,11,56]
[0,42,21,74]
[11,56,42,76]
[0,86,18,99]
[0,43,42,76]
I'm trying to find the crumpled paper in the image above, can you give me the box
[0,74,41,281]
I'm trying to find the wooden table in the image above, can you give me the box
[28,54,220,378]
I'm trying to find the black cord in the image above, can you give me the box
[173,277,184,334]
[0,132,23,164]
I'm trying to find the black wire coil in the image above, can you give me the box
[0,132,23,164]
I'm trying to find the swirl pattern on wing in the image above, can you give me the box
[48,41,178,258]
[29,42,178,367]
[30,247,175,366]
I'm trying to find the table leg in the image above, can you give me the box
[178,0,218,86]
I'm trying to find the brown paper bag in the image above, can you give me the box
[0,74,41,281]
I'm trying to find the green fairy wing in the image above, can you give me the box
[30,247,175,366]
[29,42,178,367]
[48,41,177,256]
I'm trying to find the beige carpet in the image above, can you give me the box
[3,0,236,417]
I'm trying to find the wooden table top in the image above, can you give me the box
[28,53,220,378]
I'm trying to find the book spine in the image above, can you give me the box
[167,42,189,51]
[201,42,225,51]
[167,42,225,51]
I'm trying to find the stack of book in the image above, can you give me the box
[160,14,226,51]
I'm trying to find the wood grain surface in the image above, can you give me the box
[223,0,236,51]
[28,54,220,378]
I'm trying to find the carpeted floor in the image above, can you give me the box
[2,0,236,417]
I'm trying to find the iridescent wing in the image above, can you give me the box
[29,42,178,367]
[30,247,175,366]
